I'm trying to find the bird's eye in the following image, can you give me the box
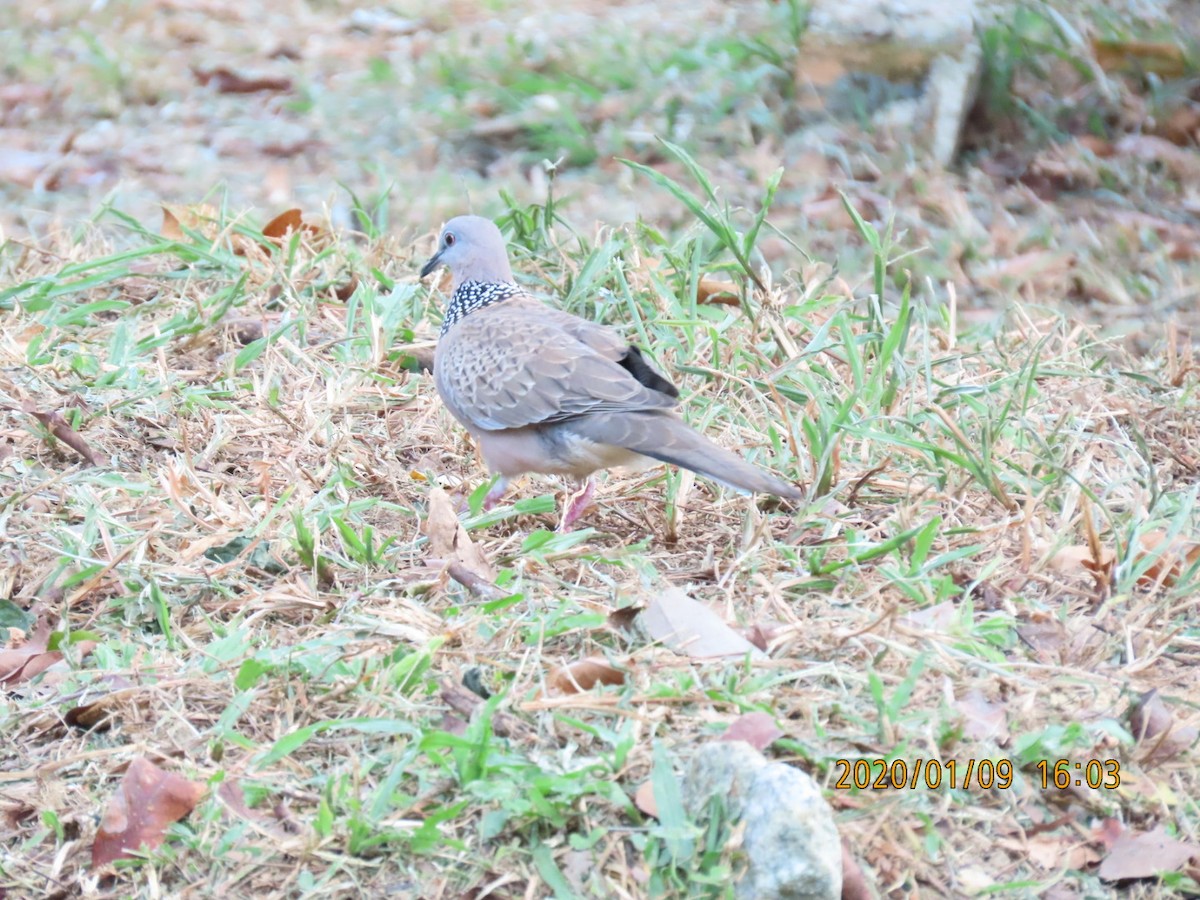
[444,232,456,247]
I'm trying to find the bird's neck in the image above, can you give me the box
[441,280,525,335]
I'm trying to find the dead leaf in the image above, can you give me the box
[634,780,658,818]
[1159,105,1200,147]
[21,401,103,467]
[719,711,782,751]
[900,600,957,631]
[1098,824,1200,882]
[641,588,765,659]
[424,487,497,597]
[1136,531,1200,587]
[64,676,135,730]
[0,147,52,189]
[1129,689,1199,764]
[546,657,627,695]
[606,605,642,633]
[0,619,95,686]
[193,66,292,94]
[1115,135,1200,182]
[696,276,740,306]
[953,689,1009,742]
[1092,38,1189,79]
[92,757,206,868]
[841,839,871,900]
[262,208,303,239]
[1016,619,1067,655]
[261,208,322,244]
[1048,544,1116,578]
[160,203,220,242]
[216,780,271,823]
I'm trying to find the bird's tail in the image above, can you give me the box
[574,410,803,500]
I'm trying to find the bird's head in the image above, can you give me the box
[419,215,514,287]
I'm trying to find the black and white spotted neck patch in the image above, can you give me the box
[440,281,526,335]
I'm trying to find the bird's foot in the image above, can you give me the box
[482,476,509,512]
[558,478,596,532]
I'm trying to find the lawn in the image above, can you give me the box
[3,0,1200,897]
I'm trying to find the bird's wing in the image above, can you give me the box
[434,303,677,432]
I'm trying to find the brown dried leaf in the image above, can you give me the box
[261,208,303,240]
[1098,824,1200,881]
[953,689,1009,742]
[606,605,642,633]
[634,780,658,818]
[841,839,871,900]
[642,588,765,660]
[92,757,205,868]
[1115,135,1200,182]
[1092,38,1189,79]
[546,656,626,695]
[1048,544,1116,577]
[424,486,496,588]
[160,203,220,241]
[193,66,292,94]
[1136,531,1200,587]
[0,619,94,686]
[1129,689,1199,763]
[900,600,957,632]
[696,276,739,306]
[719,711,782,751]
[21,401,103,467]
[261,208,323,244]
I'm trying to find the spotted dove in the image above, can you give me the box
[421,215,802,528]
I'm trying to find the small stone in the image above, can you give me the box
[683,741,842,900]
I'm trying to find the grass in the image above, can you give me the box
[4,0,1200,897]
[3,171,1200,897]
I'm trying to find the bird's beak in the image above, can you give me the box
[419,249,443,279]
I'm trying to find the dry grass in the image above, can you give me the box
[3,0,1200,898]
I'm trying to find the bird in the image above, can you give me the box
[420,215,802,530]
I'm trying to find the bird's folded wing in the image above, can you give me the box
[436,310,676,432]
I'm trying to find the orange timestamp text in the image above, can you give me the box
[831,758,1121,790]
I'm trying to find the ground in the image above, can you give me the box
[2,0,1200,898]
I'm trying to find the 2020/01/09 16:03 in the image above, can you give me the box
[832,758,1122,790]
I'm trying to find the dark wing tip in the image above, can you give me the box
[618,345,679,399]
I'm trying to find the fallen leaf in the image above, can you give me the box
[954,689,1009,742]
[1092,37,1189,79]
[0,619,95,686]
[1136,531,1200,587]
[1098,824,1200,881]
[261,208,303,239]
[546,656,627,695]
[719,711,782,751]
[1048,544,1116,578]
[92,757,206,868]
[160,203,220,241]
[606,605,642,633]
[696,276,740,306]
[261,208,322,244]
[900,600,957,631]
[841,839,871,900]
[1129,689,1199,764]
[641,588,765,659]
[424,487,497,597]
[1016,620,1067,655]
[193,66,292,94]
[21,401,104,467]
[634,780,658,818]
[1115,135,1200,182]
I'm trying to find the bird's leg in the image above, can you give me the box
[558,477,596,532]
[482,476,509,511]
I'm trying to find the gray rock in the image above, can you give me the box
[682,742,842,900]
[797,0,984,166]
